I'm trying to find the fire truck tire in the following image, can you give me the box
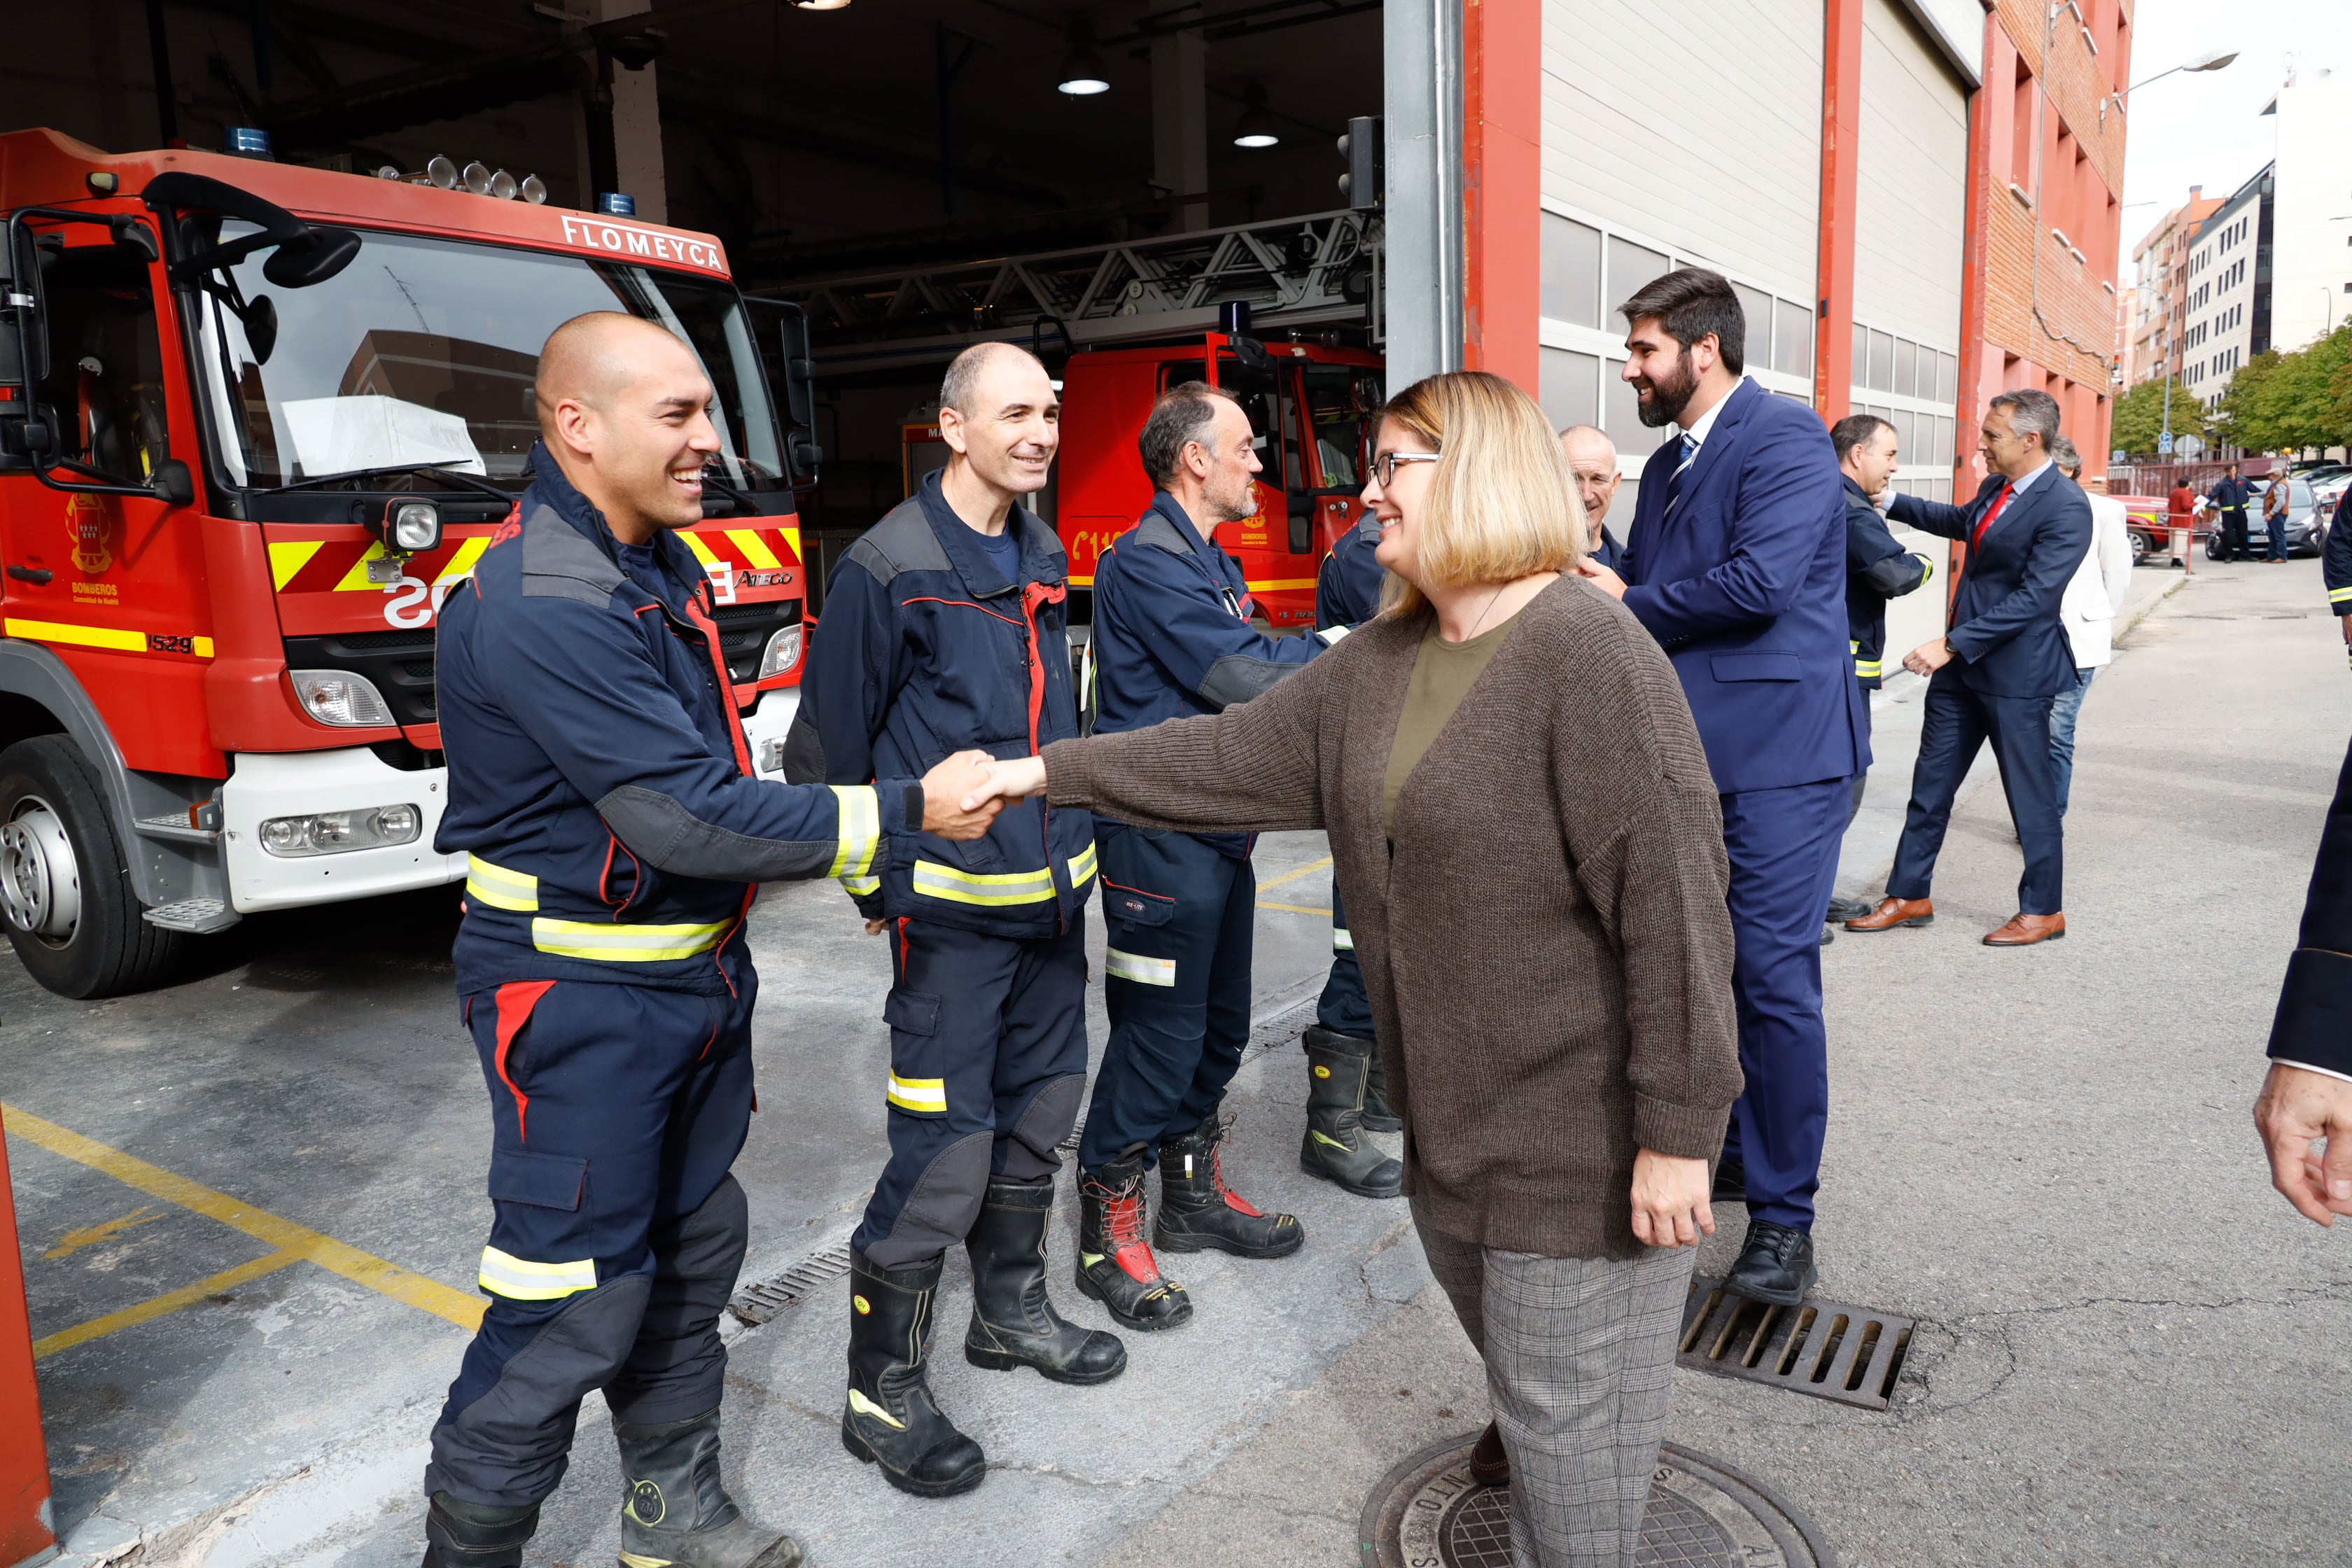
[0,736,184,999]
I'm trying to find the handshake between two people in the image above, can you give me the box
[915,751,1053,840]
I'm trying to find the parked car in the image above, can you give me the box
[2215,478,2328,559]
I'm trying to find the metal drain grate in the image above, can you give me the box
[1676,1278,1913,1410]
[727,1240,855,1326]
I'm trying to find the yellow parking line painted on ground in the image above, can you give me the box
[33,1250,304,1360]
[3,1102,484,1333]
[1256,900,1334,917]
[1254,855,1334,893]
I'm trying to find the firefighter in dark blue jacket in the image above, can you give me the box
[1299,510,1406,1199]
[2323,489,2352,670]
[1823,414,1933,932]
[793,342,1119,1500]
[424,314,999,1568]
[1075,382,1339,1327]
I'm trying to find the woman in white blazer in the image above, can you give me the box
[2050,439,2134,816]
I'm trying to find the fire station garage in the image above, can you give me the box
[0,1,1977,1560]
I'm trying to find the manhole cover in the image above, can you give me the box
[1359,1434,1830,1568]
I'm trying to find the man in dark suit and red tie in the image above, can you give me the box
[1576,268,1864,1308]
[1847,388,2091,946]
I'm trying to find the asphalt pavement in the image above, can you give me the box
[8,554,2348,1567]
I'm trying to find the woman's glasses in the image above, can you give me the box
[1368,451,1441,487]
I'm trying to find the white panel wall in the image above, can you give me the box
[1540,0,1824,307]
[1536,0,1823,481]
[1854,0,1968,352]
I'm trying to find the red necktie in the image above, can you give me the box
[1969,484,2014,550]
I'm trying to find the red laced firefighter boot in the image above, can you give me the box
[1154,1116,1304,1259]
[1074,1152,1194,1331]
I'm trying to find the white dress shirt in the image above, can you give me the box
[2059,493,2134,669]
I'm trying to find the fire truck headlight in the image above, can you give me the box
[758,624,804,679]
[290,670,396,728]
[259,804,424,858]
[388,500,442,552]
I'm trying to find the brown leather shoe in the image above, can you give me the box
[1983,911,2064,946]
[1469,1420,1509,1486]
[1844,896,1934,931]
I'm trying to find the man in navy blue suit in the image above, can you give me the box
[1847,389,2091,946]
[1577,268,1863,1307]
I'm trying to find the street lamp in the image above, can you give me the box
[2101,48,2237,125]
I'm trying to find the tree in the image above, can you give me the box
[2110,374,2206,461]
[2216,327,2352,456]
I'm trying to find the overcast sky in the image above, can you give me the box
[2114,0,2352,276]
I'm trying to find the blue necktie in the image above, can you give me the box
[1662,433,1697,519]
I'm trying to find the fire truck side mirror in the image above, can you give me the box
[150,459,195,507]
[774,309,822,489]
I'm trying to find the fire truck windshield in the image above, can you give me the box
[188,224,786,496]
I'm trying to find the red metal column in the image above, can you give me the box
[1461,0,1541,393]
[1814,0,1863,420]
[1947,10,1999,606]
[0,1132,55,1565]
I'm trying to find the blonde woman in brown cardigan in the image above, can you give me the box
[969,372,1741,1568]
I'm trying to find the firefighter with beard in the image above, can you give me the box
[1072,382,1341,1327]
[792,342,1118,1498]
[424,312,1001,1568]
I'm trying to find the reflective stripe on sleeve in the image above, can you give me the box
[2330,586,2352,605]
[1068,841,1099,889]
[478,1246,597,1301]
[887,1074,946,1112]
[841,874,882,896]
[1854,659,1882,678]
[911,858,1056,906]
[1105,948,1176,986]
[1332,925,1354,953]
[531,917,729,962]
[465,855,540,912]
[828,785,881,878]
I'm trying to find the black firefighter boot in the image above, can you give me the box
[1299,1029,1404,1198]
[1074,1152,1194,1331]
[963,1177,1128,1384]
[612,1406,804,1568]
[419,1493,537,1568]
[1350,1030,1404,1133]
[1155,1116,1304,1259]
[841,1250,988,1499]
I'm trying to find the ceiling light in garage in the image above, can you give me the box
[1233,85,1280,148]
[1058,20,1110,94]
[792,0,851,8]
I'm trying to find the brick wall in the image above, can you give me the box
[1971,0,2133,472]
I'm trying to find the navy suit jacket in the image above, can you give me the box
[1888,470,2091,699]
[1621,378,1866,794]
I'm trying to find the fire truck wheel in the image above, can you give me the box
[0,736,184,999]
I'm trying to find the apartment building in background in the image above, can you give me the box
[2263,69,2352,357]
[2180,164,2273,412]
[2129,186,2227,393]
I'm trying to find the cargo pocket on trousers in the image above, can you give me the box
[488,1147,588,1211]
[1102,880,1175,927]
[882,988,947,1117]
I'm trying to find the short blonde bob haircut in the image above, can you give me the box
[1374,370,1587,617]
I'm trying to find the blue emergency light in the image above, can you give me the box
[223,127,275,160]
[596,192,637,216]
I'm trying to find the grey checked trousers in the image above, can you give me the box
[1413,1196,1696,1568]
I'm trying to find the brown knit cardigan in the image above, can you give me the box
[1044,575,1741,1259]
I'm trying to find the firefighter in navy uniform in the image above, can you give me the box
[1076,381,1343,1326]
[1823,413,1933,944]
[2323,488,2352,669]
[424,314,1002,1568]
[792,342,1120,1499]
[1300,509,1406,1198]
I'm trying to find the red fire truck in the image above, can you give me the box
[1054,330,1384,627]
[0,129,817,997]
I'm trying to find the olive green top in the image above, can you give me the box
[1382,612,1522,839]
